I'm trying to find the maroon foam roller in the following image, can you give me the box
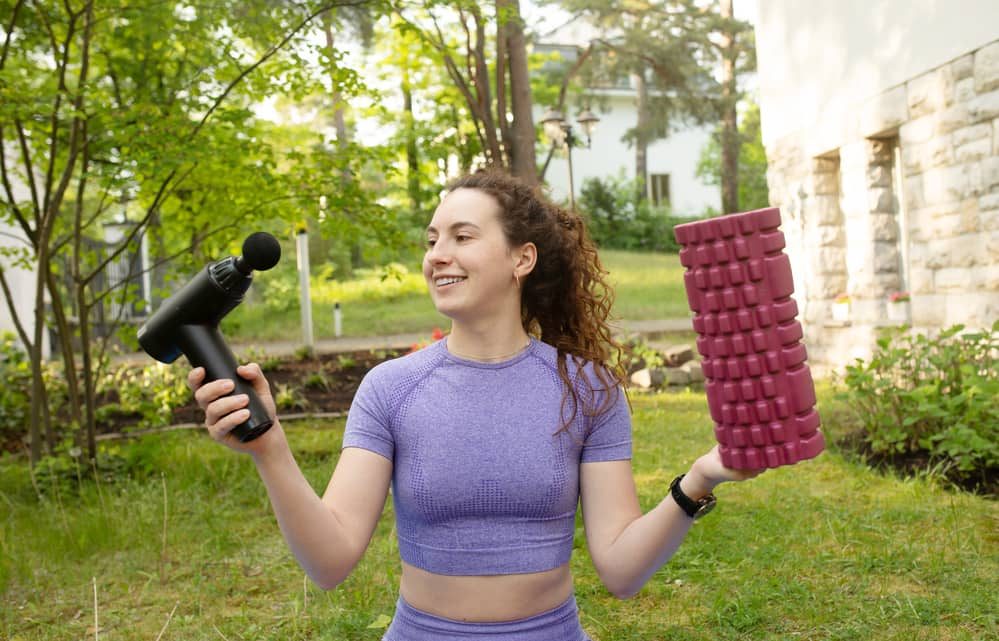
[673,207,825,471]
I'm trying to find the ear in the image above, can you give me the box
[512,242,537,280]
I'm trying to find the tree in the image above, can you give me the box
[391,0,539,183]
[0,0,384,462]
[550,0,755,209]
[696,99,769,212]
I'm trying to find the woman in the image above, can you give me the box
[189,170,758,640]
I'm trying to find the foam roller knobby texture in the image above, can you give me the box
[673,207,825,470]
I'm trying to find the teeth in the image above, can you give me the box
[435,277,465,286]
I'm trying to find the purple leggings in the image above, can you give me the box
[381,594,592,641]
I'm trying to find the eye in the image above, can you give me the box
[456,234,471,242]
[426,238,437,248]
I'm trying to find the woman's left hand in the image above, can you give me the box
[683,445,764,497]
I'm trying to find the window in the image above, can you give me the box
[649,173,671,206]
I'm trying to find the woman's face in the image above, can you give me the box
[422,188,523,323]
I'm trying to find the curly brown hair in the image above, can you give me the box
[445,169,626,429]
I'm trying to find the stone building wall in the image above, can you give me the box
[765,40,999,375]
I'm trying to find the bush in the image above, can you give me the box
[840,322,998,487]
[577,173,696,253]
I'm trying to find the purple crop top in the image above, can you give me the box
[342,337,632,576]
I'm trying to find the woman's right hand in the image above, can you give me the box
[187,363,283,454]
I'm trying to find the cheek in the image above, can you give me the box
[421,254,433,280]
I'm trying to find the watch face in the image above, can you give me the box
[693,498,717,520]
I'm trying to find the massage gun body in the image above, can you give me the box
[137,236,280,442]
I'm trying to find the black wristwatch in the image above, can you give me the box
[670,474,717,520]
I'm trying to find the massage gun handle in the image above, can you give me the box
[176,324,274,442]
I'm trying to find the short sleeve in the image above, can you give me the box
[342,366,395,461]
[581,384,632,463]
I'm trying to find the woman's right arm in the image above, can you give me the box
[190,364,392,590]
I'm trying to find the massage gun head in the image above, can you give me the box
[136,232,281,363]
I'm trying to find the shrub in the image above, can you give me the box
[840,322,998,487]
[577,173,695,253]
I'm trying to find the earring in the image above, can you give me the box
[514,273,521,289]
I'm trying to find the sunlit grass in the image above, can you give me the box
[2,389,996,640]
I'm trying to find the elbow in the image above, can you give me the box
[607,583,640,600]
[599,573,642,600]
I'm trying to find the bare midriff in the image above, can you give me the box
[399,561,574,622]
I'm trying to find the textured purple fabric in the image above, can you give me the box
[383,594,592,641]
[343,337,631,576]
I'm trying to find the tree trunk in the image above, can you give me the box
[497,0,537,184]
[402,70,421,212]
[719,0,739,214]
[633,69,650,202]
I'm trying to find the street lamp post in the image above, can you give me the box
[541,107,599,211]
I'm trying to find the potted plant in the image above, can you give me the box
[887,291,910,323]
[832,293,851,322]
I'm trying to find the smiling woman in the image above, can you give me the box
[185,169,761,641]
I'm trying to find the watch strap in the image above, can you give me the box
[670,474,717,520]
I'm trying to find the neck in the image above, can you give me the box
[445,321,531,362]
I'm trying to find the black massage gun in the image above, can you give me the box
[137,232,282,442]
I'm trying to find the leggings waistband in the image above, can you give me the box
[382,593,591,641]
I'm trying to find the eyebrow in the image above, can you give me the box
[425,221,481,234]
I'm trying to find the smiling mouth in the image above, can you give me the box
[435,276,467,287]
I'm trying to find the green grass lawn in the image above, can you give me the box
[2,386,996,640]
[225,249,689,341]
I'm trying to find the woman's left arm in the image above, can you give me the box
[579,445,759,599]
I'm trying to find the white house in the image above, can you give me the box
[755,0,999,373]
[533,42,719,217]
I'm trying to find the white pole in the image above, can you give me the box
[334,301,342,337]
[296,229,314,353]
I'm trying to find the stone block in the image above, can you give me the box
[873,243,900,274]
[662,344,694,367]
[812,157,840,174]
[867,187,895,213]
[902,137,954,174]
[679,361,705,384]
[903,174,925,211]
[813,171,839,195]
[973,40,999,93]
[944,292,999,328]
[867,139,895,164]
[866,163,892,188]
[980,192,999,212]
[995,117,999,155]
[812,195,843,225]
[987,231,999,263]
[815,224,846,246]
[630,368,665,389]
[813,274,847,299]
[665,367,691,386]
[928,234,987,268]
[907,69,946,118]
[909,266,934,293]
[968,89,999,123]
[956,137,993,163]
[859,86,908,137]
[984,156,999,190]
[813,247,847,274]
[920,165,968,206]
[955,77,976,104]
[950,53,974,81]
[911,294,947,325]
[871,213,899,241]
[900,114,937,144]
[937,104,972,134]
[953,122,992,148]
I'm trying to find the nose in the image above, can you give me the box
[426,240,451,265]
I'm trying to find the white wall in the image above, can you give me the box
[756,0,999,147]
[537,92,718,217]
